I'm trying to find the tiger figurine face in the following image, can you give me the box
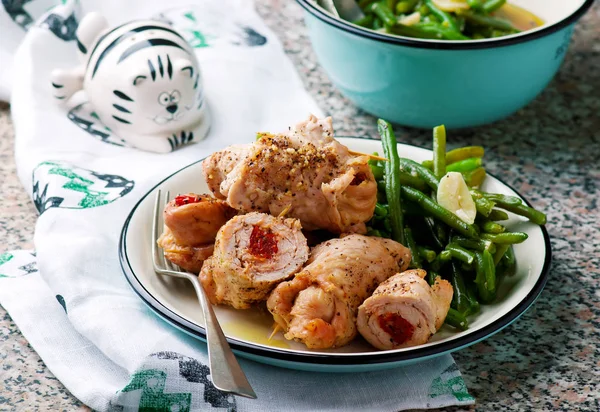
[51,13,210,153]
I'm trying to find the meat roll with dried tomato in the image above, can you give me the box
[267,234,411,349]
[200,212,309,309]
[157,194,236,273]
[357,270,453,350]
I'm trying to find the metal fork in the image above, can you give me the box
[152,190,257,399]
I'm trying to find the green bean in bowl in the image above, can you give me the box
[367,118,547,330]
[355,0,543,40]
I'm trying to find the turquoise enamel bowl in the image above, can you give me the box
[296,0,594,129]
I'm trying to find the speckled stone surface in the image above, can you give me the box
[1,1,599,411]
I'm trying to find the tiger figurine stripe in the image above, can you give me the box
[51,12,210,153]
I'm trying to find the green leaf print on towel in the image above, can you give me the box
[120,369,192,412]
[32,161,134,214]
[154,6,266,49]
[428,364,474,402]
[0,251,37,278]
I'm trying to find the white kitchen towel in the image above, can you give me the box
[0,1,475,410]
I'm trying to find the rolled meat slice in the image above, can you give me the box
[157,228,214,274]
[267,234,411,349]
[157,193,236,273]
[200,212,309,309]
[357,269,453,350]
[202,144,252,199]
[163,193,237,245]
[201,115,377,234]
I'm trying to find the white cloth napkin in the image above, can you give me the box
[0,1,475,410]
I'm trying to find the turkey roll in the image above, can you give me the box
[200,212,309,309]
[357,269,453,350]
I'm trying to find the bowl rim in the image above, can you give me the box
[295,0,594,50]
[119,137,552,366]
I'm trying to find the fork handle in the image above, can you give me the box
[189,275,257,399]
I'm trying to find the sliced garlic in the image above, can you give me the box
[432,0,470,12]
[399,11,421,26]
[437,172,477,224]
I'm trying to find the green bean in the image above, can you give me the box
[474,196,495,217]
[446,157,482,173]
[427,270,440,286]
[433,218,449,244]
[450,262,471,313]
[492,199,547,225]
[488,209,509,221]
[445,308,469,330]
[433,125,447,179]
[458,10,517,31]
[425,146,485,169]
[482,0,506,13]
[493,244,510,266]
[481,232,528,244]
[418,246,437,263]
[452,236,496,253]
[423,216,445,249]
[367,228,383,237]
[424,0,459,32]
[446,243,476,264]
[463,167,486,187]
[480,192,522,206]
[353,14,375,27]
[370,1,398,27]
[404,227,423,269]
[378,119,405,245]
[396,0,418,13]
[467,0,483,10]
[369,157,385,180]
[400,186,479,238]
[474,250,496,303]
[387,0,399,12]
[413,22,470,40]
[383,216,392,232]
[491,29,513,37]
[399,172,428,191]
[379,176,426,198]
[399,158,440,191]
[402,200,429,216]
[418,3,430,15]
[374,203,389,217]
[502,245,516,276]
[431,249,452,271]
[373,16,383,29]
[479,220,505,234]
[447,146,485,164]
[359,0,378,8]
[389,22,443,39]
[465,283,481,315]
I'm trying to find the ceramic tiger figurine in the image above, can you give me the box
[51,12,210,153]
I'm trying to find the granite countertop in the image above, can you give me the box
[1,1,599,410]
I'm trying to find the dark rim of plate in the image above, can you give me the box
[295,0,595,50]
[119,137,552,366]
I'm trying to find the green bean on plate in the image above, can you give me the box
[366,118,547,331]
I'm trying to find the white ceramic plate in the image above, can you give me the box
[119,138,551,372]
